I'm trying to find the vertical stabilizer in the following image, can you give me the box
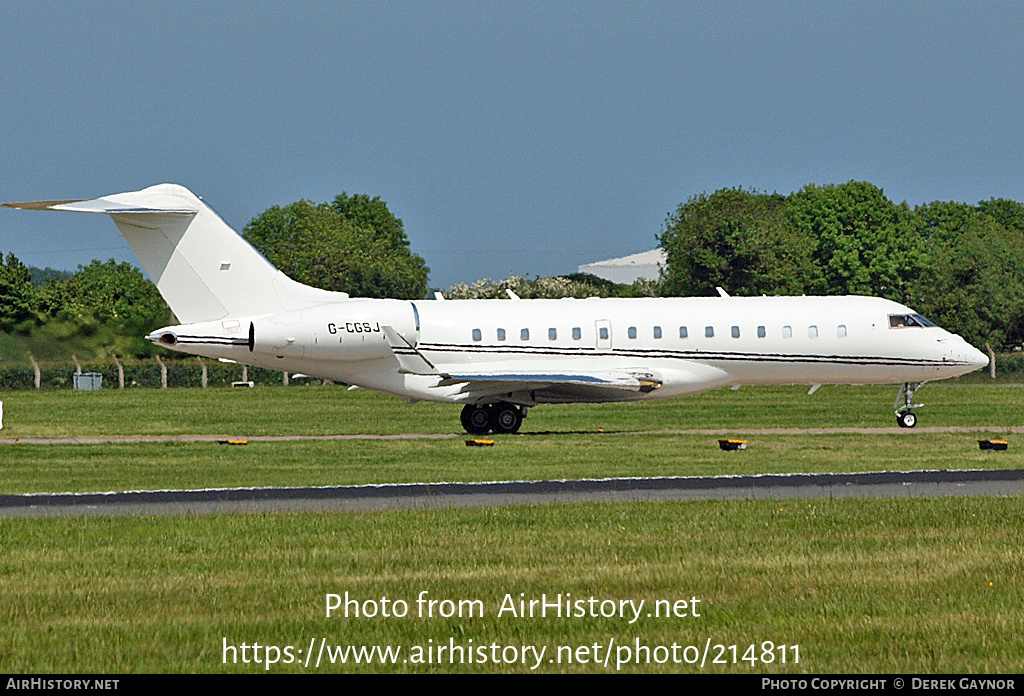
[4,184,347,323]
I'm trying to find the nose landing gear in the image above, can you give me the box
[894,382,925,428]
[896,411,917,428]
[460,403,525,434]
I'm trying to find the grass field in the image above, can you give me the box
[1,385,1022,673]
[2,498,1022,673]
[1,384,1022,494]
[1,382,1023,437]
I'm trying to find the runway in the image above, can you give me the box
[2,468,1023,518]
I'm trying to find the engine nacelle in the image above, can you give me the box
[249,300,418,362]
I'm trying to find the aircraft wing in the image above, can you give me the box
[380,324,661,402]
[437,367,662,404]
[440,369,660,391]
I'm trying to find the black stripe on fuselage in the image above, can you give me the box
[416,342,968,367]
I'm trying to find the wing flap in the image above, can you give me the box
[440,370,660,392]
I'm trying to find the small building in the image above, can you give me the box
[577,248,666,284]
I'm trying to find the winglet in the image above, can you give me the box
[381,325,443,376]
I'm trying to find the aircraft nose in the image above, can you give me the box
[966,344,989,369]
[939,336,989,372]
[950,341,991,372]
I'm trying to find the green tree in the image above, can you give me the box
[40,260,168,328]
[909,201,1024,347]
[784,181,925,301]
[0,252,37,332]
[657,181,1024,346]
[976,198,1024,239]
[243,194,430,299]
[658,188,815,297]
[34,260,171,357]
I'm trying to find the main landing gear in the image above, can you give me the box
[894,382,925,428]
[460,403,525,435]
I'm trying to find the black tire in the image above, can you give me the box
[461,405,492,434]
[489,403,523,434]
[897,411,917,428]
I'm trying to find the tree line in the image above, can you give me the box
[2,180,1022,361]
[0,256,170,360]
[658,182,1024,349]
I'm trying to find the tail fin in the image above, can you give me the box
[4,184,347,323]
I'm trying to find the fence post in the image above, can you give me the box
[197,357,208,388]
[283,371,289,386]
[242,364,248,384]
[985,343,996,379]
[155,354,168,389]
[112,355,125,389]
[29,355,40,390]
[72,354,82,375]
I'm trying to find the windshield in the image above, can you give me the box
[888,313,937,328]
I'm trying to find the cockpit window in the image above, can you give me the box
[888,314,936,328]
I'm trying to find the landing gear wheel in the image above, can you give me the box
[893,382,924,429]
[897,411,917,428]
[489,403,523,434]
[461,405,492,435]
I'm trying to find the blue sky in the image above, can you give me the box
[2,1,1023,289]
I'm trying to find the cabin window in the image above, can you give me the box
[705,326,714,338]
[808,325,818,339]
[599,327,609,340]
[757,326,766,338]
[679,326,688,339]
[472,328,482,342]
[837,324,847,338]
[653,326,662,339]
[782,325,792,339]
[497,328,506,341]
[628,326,637,339]
[572,327,582,340]
[548,327,557,340]
[520,328,530,340]
[731,326,740,338]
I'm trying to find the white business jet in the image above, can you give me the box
[4,184,988,433]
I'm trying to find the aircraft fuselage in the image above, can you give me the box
[150,294,987,407]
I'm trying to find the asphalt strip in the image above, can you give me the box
[2,425,1024,445]
[2,468,1023,518]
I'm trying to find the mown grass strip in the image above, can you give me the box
[2,384,1023,439]
[1,497,1021,673]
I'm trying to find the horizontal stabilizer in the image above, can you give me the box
[2,199,83,211]
[4,190,199,215]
